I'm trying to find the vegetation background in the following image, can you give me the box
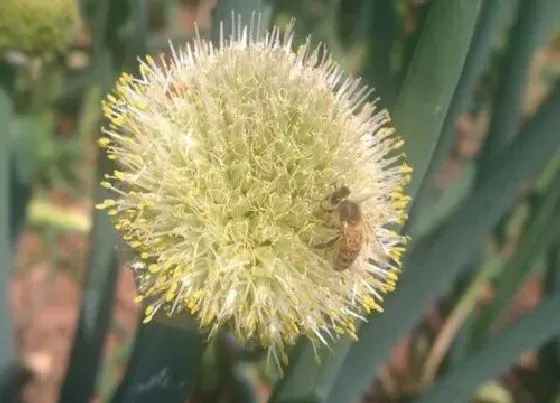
[2,0,560,402]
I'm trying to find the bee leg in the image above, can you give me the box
[313,236,339,249]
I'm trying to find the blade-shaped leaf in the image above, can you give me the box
[398,1,432,87]
[395,0,483,201]
[0,58,20,403]
[10,116,44,244]
[470,166,560,349]
[268,338,352,403]
[326,79,560,403]
[407,0,517,234]
[477,0,560,177]
[439,0,558,367]
[359,0,399,109]
[109,320,205,403]
[412,292,560,403]
[128,0,148,61]
[537,236,560,400]
[57,0,131,401]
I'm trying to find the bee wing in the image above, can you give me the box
[360,215,383,251]
[353,191,376,204]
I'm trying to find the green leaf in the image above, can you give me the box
[108,320,205,403]
[470,166,560,349]
[0,58,20,402]
[359,0,399,109]
[395,0,484,201]
[477,0,560,177]
[436,0,557,366]
[544,236,560,297]
[9,114,49,243]
[128,0,148,60]
[96,337,134,401]
[412,292,560,403]
[413,162,475,239]
[230,370,261,403]
[397,0,432,86]
[57,0,132,401]
[537,236,560,399]
[407,0,517,234]
[268,338,352,403]
[57,203,121,403]
[418,250,504,387]
[326,79,560,403]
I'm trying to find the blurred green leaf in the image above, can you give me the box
[51,68,97,105]
[270,0,345,64]
[359,0,399,109]
[269,338,351,403]
[8,117,38,245]
[123,0,148,67]
[163,0,181,34]
[412,291,560,403]
[438,0,556,366]
[194,335,261,403]
[544,237,560,301]
[397,0,432,86]
[408,0,517,234]
[326,79,560,403]
[57,207,120,403]
[229,369,261,403]
[414,162,475,239]
[477,0,559,178]
[419,250,504,387]
[0,58,21,402]
[109,320,205,403]
[470,166,560,349]
[57,0,132,401]
[97,341,133,402]
[536,236,560,401]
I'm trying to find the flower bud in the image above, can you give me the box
[0,0,78,57]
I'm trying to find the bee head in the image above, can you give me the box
[330,184,351,205]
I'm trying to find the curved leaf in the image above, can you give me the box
[413,292,560,403]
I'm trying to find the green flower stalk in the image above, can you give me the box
[96,19,412,368]
[0,0,78,56]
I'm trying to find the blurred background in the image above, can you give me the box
[2,0,560,402]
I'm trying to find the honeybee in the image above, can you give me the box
[316,184,368,271]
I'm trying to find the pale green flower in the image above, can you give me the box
[0,0,78,56]
[97,19,411,369]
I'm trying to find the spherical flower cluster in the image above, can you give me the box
[97,20,412,368]
[0,0,78,56]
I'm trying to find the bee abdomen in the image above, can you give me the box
[333,237,362,270]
